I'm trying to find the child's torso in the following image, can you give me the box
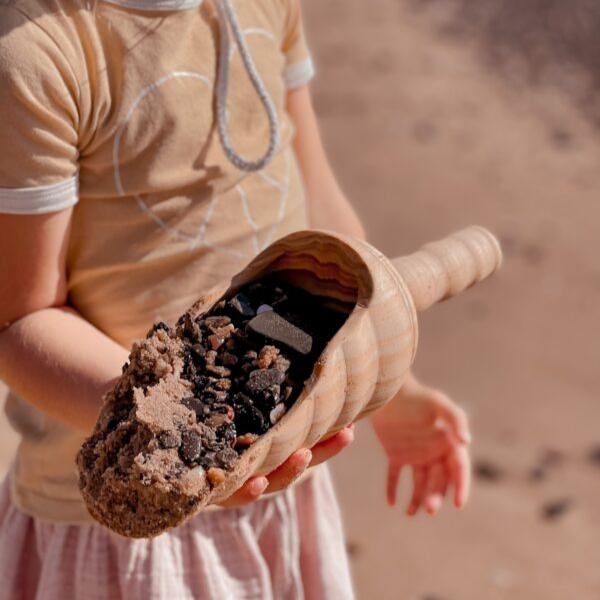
[3,0,311,522]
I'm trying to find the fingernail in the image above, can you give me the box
[426,496,442,514]
[343,428,355,443]
[299,448,312,464]
[249,477,268,496]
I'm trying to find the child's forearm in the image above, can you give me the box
[0,306,129,432]
[288,86,366,240]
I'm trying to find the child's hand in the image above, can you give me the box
[218,427,355,508]
[371,374,471,515]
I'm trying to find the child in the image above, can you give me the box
[0,0,471,597]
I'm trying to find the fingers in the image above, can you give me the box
[218,476,269,509]
[386,463,403,507]
[446,445,471,508]
[310,427,355,466]
[407,466,427,516]
[423,462,447,515]
[263,448,313,494]
[221,426,356,507]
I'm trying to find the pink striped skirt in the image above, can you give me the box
[0,466,354,600]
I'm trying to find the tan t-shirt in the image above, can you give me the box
[0,0,314,522]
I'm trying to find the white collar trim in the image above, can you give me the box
[102,0,204,12]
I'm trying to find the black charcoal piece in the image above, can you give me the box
[216,422,237,447]
[247,311,313,356]
[191,343,206,361]
[229,293,255,318]
[233,393,268,434]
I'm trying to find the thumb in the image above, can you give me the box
[434,394,471,445]
[386,462,402,506]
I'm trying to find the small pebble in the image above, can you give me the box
[207,467,227,486]
[257,304,273,315]
[229,293,255,318]
[206,364,231,377]
[474,460,504,482]
[182,397,209,420]
[180,431,202,463]
[205,413,230,429]
[345,540,361,558]
[235,433,259,447]
[247,368,286,393]
[204,316,231,330]
[258,345,279,369]
[191,343,206,359]
[208,334,225,350]
[215,379,231,391]
[221,352,238,366]
[541,498,573,521]
[158,430,181,449]
[180,466,206,489]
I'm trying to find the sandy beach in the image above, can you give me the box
[2,1,599,598]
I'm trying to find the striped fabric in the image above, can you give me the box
[0,465,354,600]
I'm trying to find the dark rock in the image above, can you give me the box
[228,293,255,318]
[246,369,286,393]
[180,431,202,464]
[233,393,268,435]
[215,447,239,469]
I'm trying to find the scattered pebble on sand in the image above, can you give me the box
[473,459,505,482]
[587,446,600,467]
[541,498,574,522]
[528,448,565,482]
[345,540,362,559]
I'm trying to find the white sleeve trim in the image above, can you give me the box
[283,57,316,90]
[0,176,79,215]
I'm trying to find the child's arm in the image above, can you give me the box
[0,211,129,432]
[287,87,366,239]
[288,85,471,514]
[0,210,351,508]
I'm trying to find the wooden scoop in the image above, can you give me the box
[194,225,502,505]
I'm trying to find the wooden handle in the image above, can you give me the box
[391,226,502,312]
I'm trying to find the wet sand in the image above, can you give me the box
[1,1,599,598]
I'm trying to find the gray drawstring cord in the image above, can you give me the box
[215,0,280,172]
